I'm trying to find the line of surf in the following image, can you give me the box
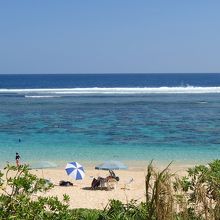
[1,86,220,94]
[25,95,61,98]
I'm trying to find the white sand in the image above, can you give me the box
[29,162,192,210]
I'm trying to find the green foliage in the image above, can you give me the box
[144,160,220,220]
[69,208,101,220]
[177,159,220,219]
[101,199,147,220]
[0,164,72,220]
[145,161,176,220]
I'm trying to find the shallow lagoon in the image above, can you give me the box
[0,93,220,167]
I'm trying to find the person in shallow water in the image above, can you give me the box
[15,152,21,167]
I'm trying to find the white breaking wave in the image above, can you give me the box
[25,95,61,98]
[1,86,220,95]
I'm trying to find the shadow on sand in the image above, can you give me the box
[82,186,108,191]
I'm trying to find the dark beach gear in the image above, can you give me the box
[59,180,73,186]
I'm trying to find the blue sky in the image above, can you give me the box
[0,0,220,74]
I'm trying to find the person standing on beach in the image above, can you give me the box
[15,152,20,167]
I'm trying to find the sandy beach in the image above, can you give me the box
[28,162,192,210]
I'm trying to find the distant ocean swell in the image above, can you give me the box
[1,86,220,96]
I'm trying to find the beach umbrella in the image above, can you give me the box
[65,162,85,180]
[95,160,128,170]
[29,161,57,178]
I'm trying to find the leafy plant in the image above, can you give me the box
[100,199,147,220]
[145,160,220,220]
[145,161,176,220]
[0,164,72,220]
[177,160,220,219]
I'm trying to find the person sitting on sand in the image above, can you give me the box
[15,152,20,167]
[91,177,102,189]
[91,171,119,189]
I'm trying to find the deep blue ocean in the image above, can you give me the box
[0,73,220,167]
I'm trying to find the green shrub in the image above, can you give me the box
[0,164,72,220]
[99,199,147,220]
[177,159,220,220]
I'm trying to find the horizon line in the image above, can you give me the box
[0,72,220,75]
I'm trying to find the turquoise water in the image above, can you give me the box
[0,93,220,167]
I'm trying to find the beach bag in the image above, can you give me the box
[59,180,73,186]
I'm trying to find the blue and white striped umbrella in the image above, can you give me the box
[65,162,85,180]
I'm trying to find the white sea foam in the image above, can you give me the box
[1,86,220,95]
[25,95,61,98]
[196,101,208,104]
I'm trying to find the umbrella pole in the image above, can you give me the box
[41,169,44,179]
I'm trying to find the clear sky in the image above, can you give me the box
[0,0,220,74]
